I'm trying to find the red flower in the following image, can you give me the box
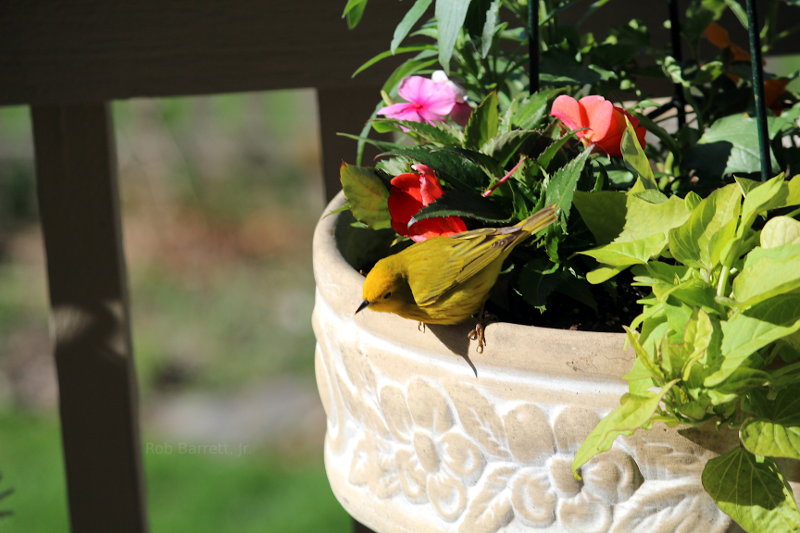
[388,164,467,242]
[550,95,647,157]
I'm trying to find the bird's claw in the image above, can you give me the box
[418,322,426,332]
[468,323,486,353]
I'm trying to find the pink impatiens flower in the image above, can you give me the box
[379,72,471,126]
[550,95,647,157]
[388,164,467,242]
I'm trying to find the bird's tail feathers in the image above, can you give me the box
[514,204,558,235]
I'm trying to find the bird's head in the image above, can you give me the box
[357,257,408,316]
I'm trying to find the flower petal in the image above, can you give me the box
[511,467,557,528]
[440,432,486,486]
[551,95,588,137]
[378,102,423,122]
[427,473,467,521]
[579,95,616,142]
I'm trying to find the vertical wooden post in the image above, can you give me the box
[317,86,384,202]
[31,103,148,533]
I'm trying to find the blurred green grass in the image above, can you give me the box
[0,90,348,530]
[0,410,349,533]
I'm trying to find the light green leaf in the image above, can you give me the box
[706,294,800,387]
[741,384,800,459]
[761,217,800,248]
[587,265,625,284]
[669,184,741,270]
[581,194,691,270]
[573,191,627,245]
[464,92,499,151]
[739,175,788,234]
[784,175,800,207]
[390,0,433,53]
[620,117,656,189]
[434,0,471,71]
[733,244,800,307]
[572,381,677,476]
[702,448,800,533]
[340,163,391,229]
[582,233,668,268]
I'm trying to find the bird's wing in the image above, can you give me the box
[407,228,516,307]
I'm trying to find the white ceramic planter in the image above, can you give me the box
[313,192,750,533]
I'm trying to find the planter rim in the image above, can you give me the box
[313,191,634,382]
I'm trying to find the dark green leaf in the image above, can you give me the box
[545,146,593,221]
[410,190,509,223]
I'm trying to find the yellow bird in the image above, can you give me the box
[356,204,557,349]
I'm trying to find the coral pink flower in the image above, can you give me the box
[379,72,472,126]
[550,95,647,157]
[388,164,467,242]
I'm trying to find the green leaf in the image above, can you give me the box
[741,385,800,459]
[581,194,691,270]
[668,184,741,270]
[739,175,789,234]
[464,92,499,151]
[340,163,391,230]
[573,191,627,245]
[390,0,433,53]
[380,145,489,189]
[706,294,800,387]
[684,114,779,176]
[587,265,625,284]
[620,117,656,189]
[545,146,593,221]
[572,381,676,476]
[374,119,462,145]
[733,244,800,307]
[480,0,501,57]
[784,175,800,207]
[761,216,800,248]
[410,190,508,224]
[434,0,471,71]
[342,0,368,29]
[513,88,563,130]
[353,45,434,78]
[483,130,537,167]
[702,448,800,533]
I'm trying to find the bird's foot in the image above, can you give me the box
[468,322,486,353]
[418,322,426,332]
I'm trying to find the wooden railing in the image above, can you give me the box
[1,1,796,532]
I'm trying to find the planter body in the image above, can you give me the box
[313,193,767,533]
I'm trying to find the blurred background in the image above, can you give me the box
[0,90,350,531]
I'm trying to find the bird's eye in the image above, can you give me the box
[383,292,392,299]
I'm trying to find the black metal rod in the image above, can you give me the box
[667,0,686,128]
[745,0,772,181]
[528,0,539,94]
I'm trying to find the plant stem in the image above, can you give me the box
[483,155,528,197]
[716,265,731,298]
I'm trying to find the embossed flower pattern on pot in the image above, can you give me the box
[507,406,643,532]
[381,378,486,521]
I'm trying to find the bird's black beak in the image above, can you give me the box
[355,300,370,315]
